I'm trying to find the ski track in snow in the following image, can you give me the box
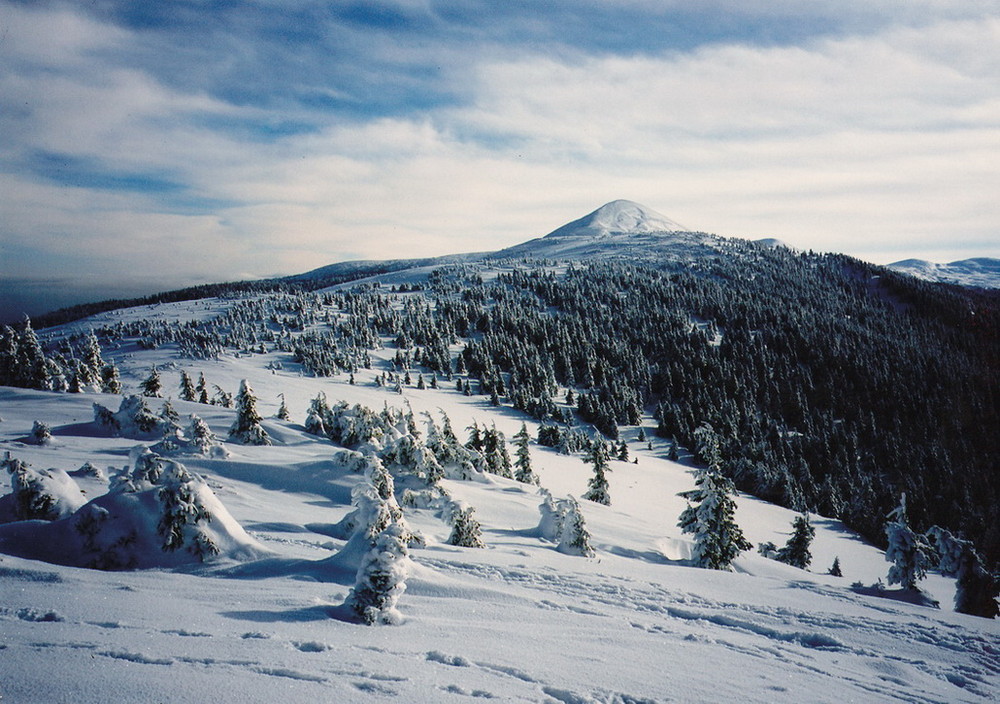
[418,557,999,702]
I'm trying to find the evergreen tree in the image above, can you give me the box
[926,526,999,618]
[31,420,52,445]
[617,439,629,462]
[101,363,122,394]
[482,425,512,478]
[678,468,751,570]
[81,333,104,390]
[276,393,290,420]
[179,370,197,402]
[583,441,612,505]
[16,318,50,390]
[466,421,484,452]
[513,423,539,485]
[884,493,935,590]
[775,514,815,569]
[348,522,410,625]
[196,373,209,404]
[557,496,595,557]
[141,367,162,397]
[448,505,485,548]
[828,556,843,577]
[229,379,271,445]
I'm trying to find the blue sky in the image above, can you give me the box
[1,0,999,320]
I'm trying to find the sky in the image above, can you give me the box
[1,0,999,321]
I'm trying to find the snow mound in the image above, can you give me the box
[0,455,87,522]
[544,200,690,238]
[0,451,267,569]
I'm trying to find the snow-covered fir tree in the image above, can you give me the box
[80,333,105,391]
[448,503,485,548]
[678,467,751,570]
[557,496,595,557]
[229,379,271,445]
[196,372,209,404]
[347,522,410,625]
[583,440,612,505]
[775,514,815,569]
[141,367,162,397]
[101,362,122,394]
[276,393,290,420]
[155,459,220,560]
[884,493,934,591]
[179,370,197,402]
[926,526,999,618]
[513,423,539,485]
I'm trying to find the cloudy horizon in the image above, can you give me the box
[1,0,998,321]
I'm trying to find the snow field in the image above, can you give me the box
[1,297,998,703]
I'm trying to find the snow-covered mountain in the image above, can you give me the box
[543,200,691,238]
[888,257,1000,289]
[2,200,998,702]
[493,200,722,262]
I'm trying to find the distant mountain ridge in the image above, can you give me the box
[888,257,1000,289]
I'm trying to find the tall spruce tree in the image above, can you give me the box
[513,423,539,485]
[775,514,815,569]
[583,441,612,505]
[179,371,197,402]
[229,379,271,445]
[884,493,935,590]
[678,467,751,570]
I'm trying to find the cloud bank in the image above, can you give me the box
[1,0,998,319]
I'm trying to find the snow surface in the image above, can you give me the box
[2,295,999,703]
[888,257,1000,289]
[543,200,691,238]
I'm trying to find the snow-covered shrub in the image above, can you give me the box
[150,415,228,458]
[347,522,411,625]
[0,454,86,522]
[331,455,421,547]
[72,462,107,480]
[155,460,220,559]
[31,420,52,445]
[447,502,485,548]
[60,450,265,569]
[94,395,167,439]
[757,541,779,559]
[536,490,594,557]
[537,489,564,542]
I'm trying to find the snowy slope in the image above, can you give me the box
[2,296,998,703]
[543,200,691,238]
[888,258,1000,289]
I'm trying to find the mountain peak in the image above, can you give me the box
[544,200,690,238]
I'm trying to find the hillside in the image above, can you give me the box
[1,304,998,702]
[888,258,1000,289]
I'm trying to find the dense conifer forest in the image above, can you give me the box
[3,239,997,570]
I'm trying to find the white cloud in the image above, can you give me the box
[1,2,998,316]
